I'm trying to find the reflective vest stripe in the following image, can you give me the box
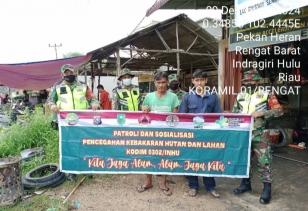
[56,84,88,110]
[237,92,268,114]
[117,88,139,111]
[237,91,268,129]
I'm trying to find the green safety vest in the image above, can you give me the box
[237,91,268,130]
[56,84,88,110]
[117,87,140,111]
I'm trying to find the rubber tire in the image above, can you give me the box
[268,125,287,148]
[45,173,66,188]
[22,172,65,189]
[25,163,61,183]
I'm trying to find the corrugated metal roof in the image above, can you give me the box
[88,14,219,72]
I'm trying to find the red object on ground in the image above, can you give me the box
[269,134,279,144]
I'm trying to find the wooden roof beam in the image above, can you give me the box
[119,47,217,57]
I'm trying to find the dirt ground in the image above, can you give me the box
[56,174,238,211]
[51,148,308,211]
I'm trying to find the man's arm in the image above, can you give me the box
[178,93,189,113]
[172,94,180,113]
[172,107,178,113]
[111,88,119,110]
[141,95,150,112]
[85,87,99,106]
[46,86,58,107]
[138,91,143,111]
[212,95,223,113]
[263,93,283,118]
[231,97,240,113]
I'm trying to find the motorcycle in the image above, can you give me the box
[10,100,34,123]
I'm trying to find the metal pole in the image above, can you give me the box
[116,49,121,76]
[176,21,180,76]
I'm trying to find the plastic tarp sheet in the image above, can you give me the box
[0,54,92,90]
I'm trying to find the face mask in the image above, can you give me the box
[64,75,76,83]
[169,83,179,91]
[123,78,132,86]
[244,83,256,92]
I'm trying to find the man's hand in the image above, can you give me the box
[251,111,263,118]
[91,103,100,111]
[142,105,150,113]
[50,104,59,114]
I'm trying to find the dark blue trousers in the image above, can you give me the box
[188,176,216,191]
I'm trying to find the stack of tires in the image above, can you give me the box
[22,163,66,189]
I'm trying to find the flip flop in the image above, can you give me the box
[188,189,197,197]
[160,187,172,196]
[137,185,153,193]
[208,190,220,198]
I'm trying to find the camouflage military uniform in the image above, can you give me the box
[111,69,142,111]
[232,70,283,204]
[168,74,186,103]
[111,84,142,110]
[232,70,283,183]
[46,77,99,123]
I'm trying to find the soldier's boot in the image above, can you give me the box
[259,182,271,204]
[84,173,93,179]
[233,178,252,195]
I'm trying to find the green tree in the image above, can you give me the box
[62,52,84,58]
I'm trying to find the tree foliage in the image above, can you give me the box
[62,52,84,58]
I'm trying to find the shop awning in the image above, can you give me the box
[0,54,92,90]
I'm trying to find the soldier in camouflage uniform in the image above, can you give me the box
[111,68,142,111]
[46,64,100,181]
[232,70,283,204]
[168,74,186,103]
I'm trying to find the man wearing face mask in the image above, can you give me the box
[168,74,186,103]
[111,68,141,111]
[231,70,283,205]
[46,64,100,181]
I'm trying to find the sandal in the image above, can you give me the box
[160,187,172,196]
[188,189,197,197]
[208,190,220,198]
[137,185,153,193]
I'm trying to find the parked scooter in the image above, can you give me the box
[10,100,33,123]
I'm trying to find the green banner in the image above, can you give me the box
[59,111,252,177]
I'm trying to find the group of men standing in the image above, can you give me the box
[47,64,283,205]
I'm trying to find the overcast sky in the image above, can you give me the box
[0,0,221,64]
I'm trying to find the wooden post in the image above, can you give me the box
[176,21,180,76]
[97,62,101,100]
[84,66,87,85]
[116,49,121,77]
[191,63,193,89]
[91,63,94,92]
